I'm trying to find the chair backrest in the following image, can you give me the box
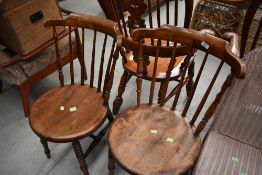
[240,0,262,57]
[45,13,122,106]
[100,0,193,37]
[129,26,246,136]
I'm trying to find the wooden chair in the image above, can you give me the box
[98,0,195,115]
[240,0,262,57]
[28,14,122,175]
[108,26,246,175]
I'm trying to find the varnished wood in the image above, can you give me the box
[108,26,246,175]
[29,14,122,175]
[112,71,131,115]
[30,85,108,142]
[109,104,201,175]
[72,141,89,175]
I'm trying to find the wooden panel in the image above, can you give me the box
[0,0,63,55]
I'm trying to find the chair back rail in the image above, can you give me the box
[45,13,122,106]
[132,26,246,136]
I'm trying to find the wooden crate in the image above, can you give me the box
[0,0,64,55]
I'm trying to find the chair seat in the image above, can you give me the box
[29,84,108,143]
[109,104,201,175]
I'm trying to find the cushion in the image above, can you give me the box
[192,131,262,175]
[0,36,76,85]
[212,47,262,149]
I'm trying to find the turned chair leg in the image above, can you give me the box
[108,150,115,175]
[158,81,165,104]
[19,82,31,117]
[0,79,3,93]
[113,71,131,115]
[186,60,195,96]
[107,110,114,122]
[72,141,89,175]
[40,139,51,159]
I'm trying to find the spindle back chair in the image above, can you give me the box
[28,13,122,175]
[100,0,195,114]
[100,0,193,35]
[108,26,246,175]
[240,0,262,57]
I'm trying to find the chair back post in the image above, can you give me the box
[52,26,65,87]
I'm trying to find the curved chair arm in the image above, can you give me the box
[223,32,240,58]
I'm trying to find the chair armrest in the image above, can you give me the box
[223,32,240,57]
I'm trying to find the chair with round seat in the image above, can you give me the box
[108,25,246,175]
[97,0,195,115]
[28,13,122,175]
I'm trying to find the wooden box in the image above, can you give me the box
[0,0,64,55]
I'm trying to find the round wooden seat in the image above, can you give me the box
[109,104,201,175]
[29,85,108,143]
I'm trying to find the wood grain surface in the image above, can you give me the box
[30,85,108,143]
[109,104,201,175]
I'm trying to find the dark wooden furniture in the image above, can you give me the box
[192,46,262,175]
[108,26,246,175]
[240,0,262,57]
[98,0,195,115]
[28,14,122,175]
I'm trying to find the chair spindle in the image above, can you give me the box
[90,30,97,88]
[98,35,108,92]
[136,39,144,107]
[171,51,192,110]
[190,60,224,125]
[103,40,116,96]
[68,26,75,85]
[53,26,64,87]
[182,52,209,117]
[160,44,177,107]
[149,39,161,104]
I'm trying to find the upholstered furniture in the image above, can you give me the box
[192,46,262,175]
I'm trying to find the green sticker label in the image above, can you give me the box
[70,106,77,112]
[150,130,158,134]
[166,138,174,142]
[231,156,240,163]
[60,106,65,111]
[240,173,247,175]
